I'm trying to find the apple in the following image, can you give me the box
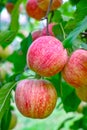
[6,2,14,14]
[0,45,13,59]
[27,36,68,77]
[37,0,63,11]
[41,23,55,36]
[32,30,42,41]
[15,79,57,119]
[0,67,6,82]
[9,111,17,129]
[75,86,87,102]
[62,49,87,88]
[26,0,46,20]
[77,101,87,113]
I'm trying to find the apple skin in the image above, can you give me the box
[27,36,68,77]
[41,23,55,36]
[37,0,63,11]
[15,79,57,119]
[75,86,87,102]
[9,111,17,130]
[6,2,14,14]
[62,49,87,88]
[0,67,6,82]
[32,30,42,41]
[26,0,46,20]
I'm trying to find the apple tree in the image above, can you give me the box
[0,0,87,129]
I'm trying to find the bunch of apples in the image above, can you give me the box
[15,0,87,120]
[15,0,68,119]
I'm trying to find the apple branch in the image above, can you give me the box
[41,0,53,35]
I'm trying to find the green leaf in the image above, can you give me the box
[0,31,16,48]
[0,82,15,120]
[75,0,87,22]
[61,81,81,112]
[10,0,23,31]
[46,73,61,96]
[7,34,32,72]
[63,16,87,48]
[53,23,65,41]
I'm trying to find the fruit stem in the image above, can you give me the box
[41,0,53,35]
[46,0,53,35]
[35,73,42,79]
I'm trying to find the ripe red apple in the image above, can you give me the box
[32,30,42,41]
[62,49,87,88]
[15,79,57,119]
[37,0,63,11]
[41,23,55,36]
[6,2,14,14]
[27,36,68,77]
[9,111,17,129]
[26,0,46,20]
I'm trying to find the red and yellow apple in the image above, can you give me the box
[62,49,87,88]
[26,0,46,20]
[37,0,63,11]
[15,79,57,119]
[6,2,14,14]
[27,36,68,77]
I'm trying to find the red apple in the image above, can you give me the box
[62,49,87,88]
[6,2,14,14]
[15,79,57,119]
[37,0,63,11]
[26,0,46,20]
[27,36,68,77]
[41,23,55,36]
[32,30,42,41]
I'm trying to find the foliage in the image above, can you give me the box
[0,0,87,129]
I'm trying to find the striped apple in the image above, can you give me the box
[26,0,46,20]
[27,36,68,77]
[62,49,87,88]
[15,79,57,119]
[37,0,62,11]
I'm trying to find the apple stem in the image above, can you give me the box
[45,0,53,35]
[35,73,42,79]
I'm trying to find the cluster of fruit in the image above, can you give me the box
[15,0,65,119]
[15,35,68,119]
[15,0,87,119]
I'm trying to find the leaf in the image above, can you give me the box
[7,34,32,72]
[63,16,87,48]
[0,82,15,120]
[75,0,87,22]
[53,23,65,41]
[0,31,16,48]
[10,0,23,31]
[46,73,61,96]
[61,81,81,112]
